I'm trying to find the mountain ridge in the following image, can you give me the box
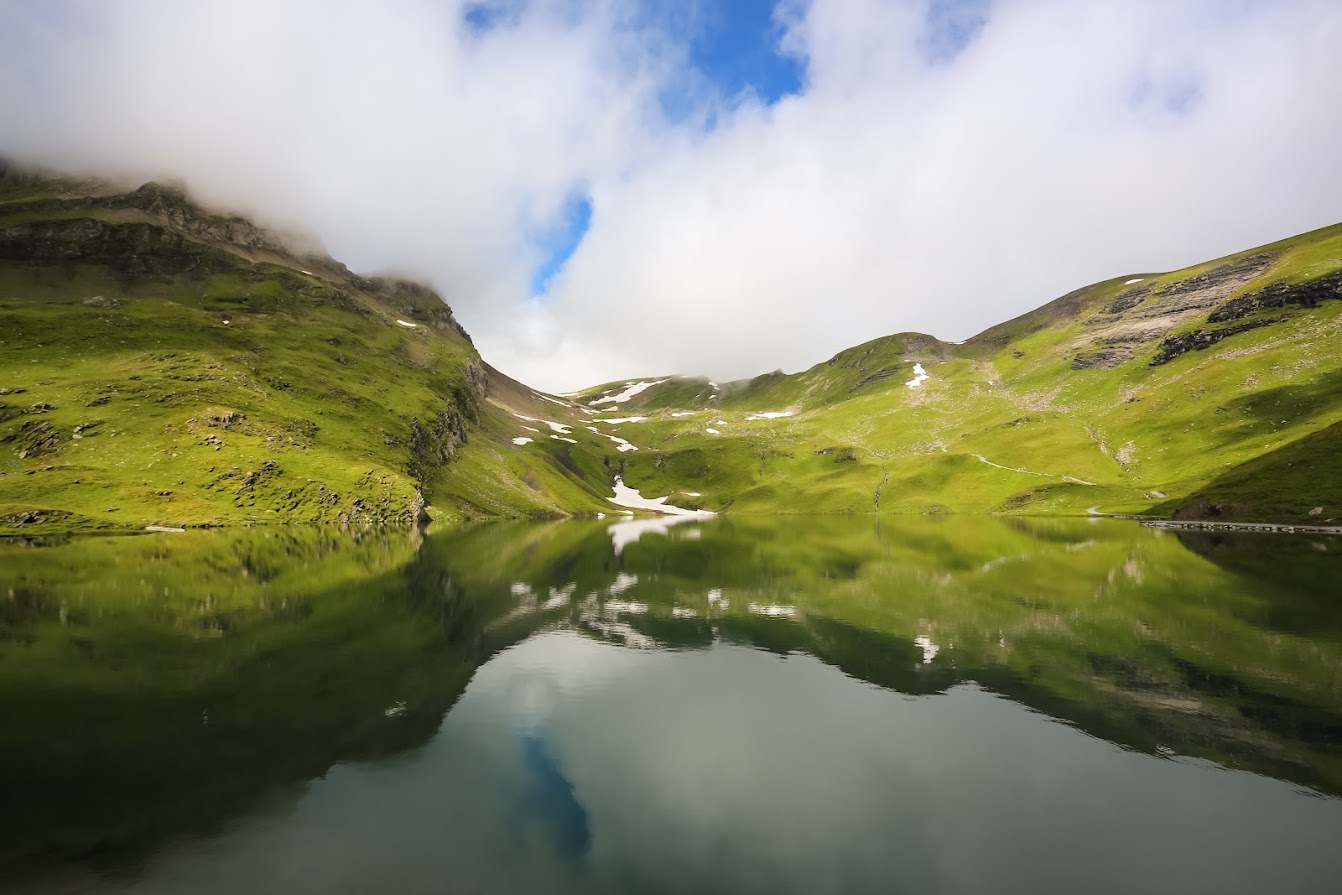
[1,164,1340,532]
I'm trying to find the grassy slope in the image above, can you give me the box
[553,223,1342,523]
[0,173,534,532]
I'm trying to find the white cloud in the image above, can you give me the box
[3,0,1341,391]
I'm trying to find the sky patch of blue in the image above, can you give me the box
[461,1,523,36]
[922,0,991,66]
[685,0,804,105]
[530,193,592,296]
[462,4,499,34]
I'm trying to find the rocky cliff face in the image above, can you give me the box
[1064,250,1340,370]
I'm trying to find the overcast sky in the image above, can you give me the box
[3,0,1340,390]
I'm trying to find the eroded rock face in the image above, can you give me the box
[1,420,62,459]
[407,360,487,484]
[1208,271,1342,323]
[1071,347,1133,370]
[1105,286,1153,315]
[1067,251,1331,371]
[0,218,240,276]
[1149,317,1286,366]
[852,368,900,389]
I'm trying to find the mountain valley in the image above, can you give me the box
[2,165,1340,532]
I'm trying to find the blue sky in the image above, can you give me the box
[529,193,593,296]
[684,0,805,104]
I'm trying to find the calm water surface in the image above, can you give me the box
[1,516,1340,893]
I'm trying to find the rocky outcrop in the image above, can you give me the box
[0,217,244,276]
[1,419,62,459]
[357,276,471,341]
[1123,253,1275,323]
[1207,271,1342,323]
[1149,317,1285,366]
[1104,285,1153,315]
[1164,254,1274,294]
[1071,347,1133,369]
[1074,254,1283,370]
[407,360,487,485]
[852,368,900,389]
[1,174,469,342]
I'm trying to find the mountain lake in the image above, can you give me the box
[1,515,1340,893]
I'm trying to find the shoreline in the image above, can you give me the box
[1138,518,1341,536]
[4,510,1340,539]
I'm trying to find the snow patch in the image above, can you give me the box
[670,411,700,418]
[607,475,715,517]
[511,437,533,446]
[396,319,418,329]
[593,416,646,424]
[745,411,793,420]
[706,427,720,435]
[535,393,571,407]
[551,435,578,444]
[513,413,571,434]
[1125,278,1145,285]
[589,380,668,406]
[587,426,638,452]
[905,363,930,389]
[672,607,697,619]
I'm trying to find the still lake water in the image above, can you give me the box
[1,515,1340,893]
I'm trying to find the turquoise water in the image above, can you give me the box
[2,516,1340,892]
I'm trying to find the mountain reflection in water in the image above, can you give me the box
[0,516,1339,893]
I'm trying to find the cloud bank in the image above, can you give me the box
[3,0,1340,390]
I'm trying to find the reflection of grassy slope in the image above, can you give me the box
[0,527,544,879]
[427,515,1342,796]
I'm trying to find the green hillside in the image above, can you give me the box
[2,163,1340,531]
[552,224,1342,524]
[0,167,618,532]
